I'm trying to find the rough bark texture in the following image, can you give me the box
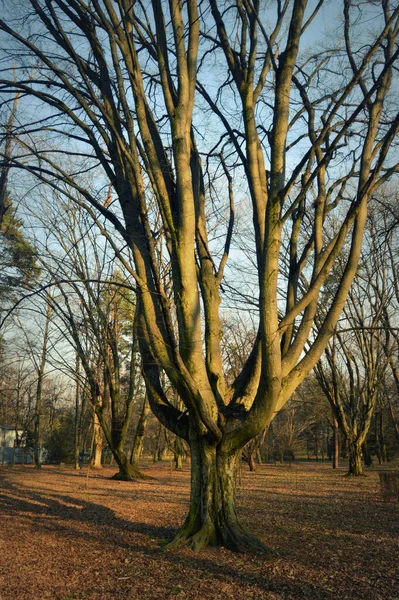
[91,412,103,470]
[347,440,364,477]
[166,427,274,554]
[111,450,148,482]
[130,397,150,469]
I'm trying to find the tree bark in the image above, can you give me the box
[245,454,256,472]
[332,416,339,469]
[74,354,81,470]
[33,303,52,469]
[166,426,273,554]
[362,440,373,467]
[347,439,364,476]
[111,448,146,481]
[91,412,103,469]
[130,396,150,469]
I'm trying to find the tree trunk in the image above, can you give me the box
[362,440,373,467]
[33,303,51,469]
[347,440,364,476]
[111,448,147,481]
[91,412,103,469]
[379,413,388,463]
[174,437,184,470]
[95,404,147,481]
[33,406,41,469]
[332,416,339,469]
[244,452,256,472]
[74,354,81,470]
[130,396,150,469]
[166,430,273,554]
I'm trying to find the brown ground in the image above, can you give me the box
[0,460,398,600]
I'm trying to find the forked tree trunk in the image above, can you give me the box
[166,429,273,554]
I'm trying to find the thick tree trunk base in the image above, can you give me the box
[165,521,276,555]
[111,469,152,481]
[162,435,277,555]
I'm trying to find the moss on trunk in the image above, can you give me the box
[165,432,274,554]
[347,441,365,476]
[111,449,149,481]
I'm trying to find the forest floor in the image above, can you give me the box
[0,460,398,600]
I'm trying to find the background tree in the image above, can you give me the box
[0,1,398,552]
[31,197,148,479]
[315,214,393,475]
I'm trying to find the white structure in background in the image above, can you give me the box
[0,425,30,464]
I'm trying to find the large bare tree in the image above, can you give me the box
[0,1,398,552]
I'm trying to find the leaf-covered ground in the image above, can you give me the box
[0,460,398,600]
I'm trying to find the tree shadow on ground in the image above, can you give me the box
[1,468,397,600]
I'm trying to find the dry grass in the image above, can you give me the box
[0,460,398,600]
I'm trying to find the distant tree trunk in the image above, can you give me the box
[242,428,267,472]
[174,437,184,470]
[314,429,319,462]
[91,411,103,469]
[34,303,51,469]
[130,395,150,469]
[93,396,146,481]
[379,413,388,462]
[362,440,373,467]
[387,397,399,444]
[246,454,256,472]
[155,424,167,461]
[74,354,81,470]
[332,415,339,469]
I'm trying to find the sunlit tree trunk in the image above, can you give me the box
[91,411,103,469]
[167,418,272,553]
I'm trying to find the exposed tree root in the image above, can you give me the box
[165,521,276,555]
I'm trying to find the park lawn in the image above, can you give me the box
[0,461,398,600]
